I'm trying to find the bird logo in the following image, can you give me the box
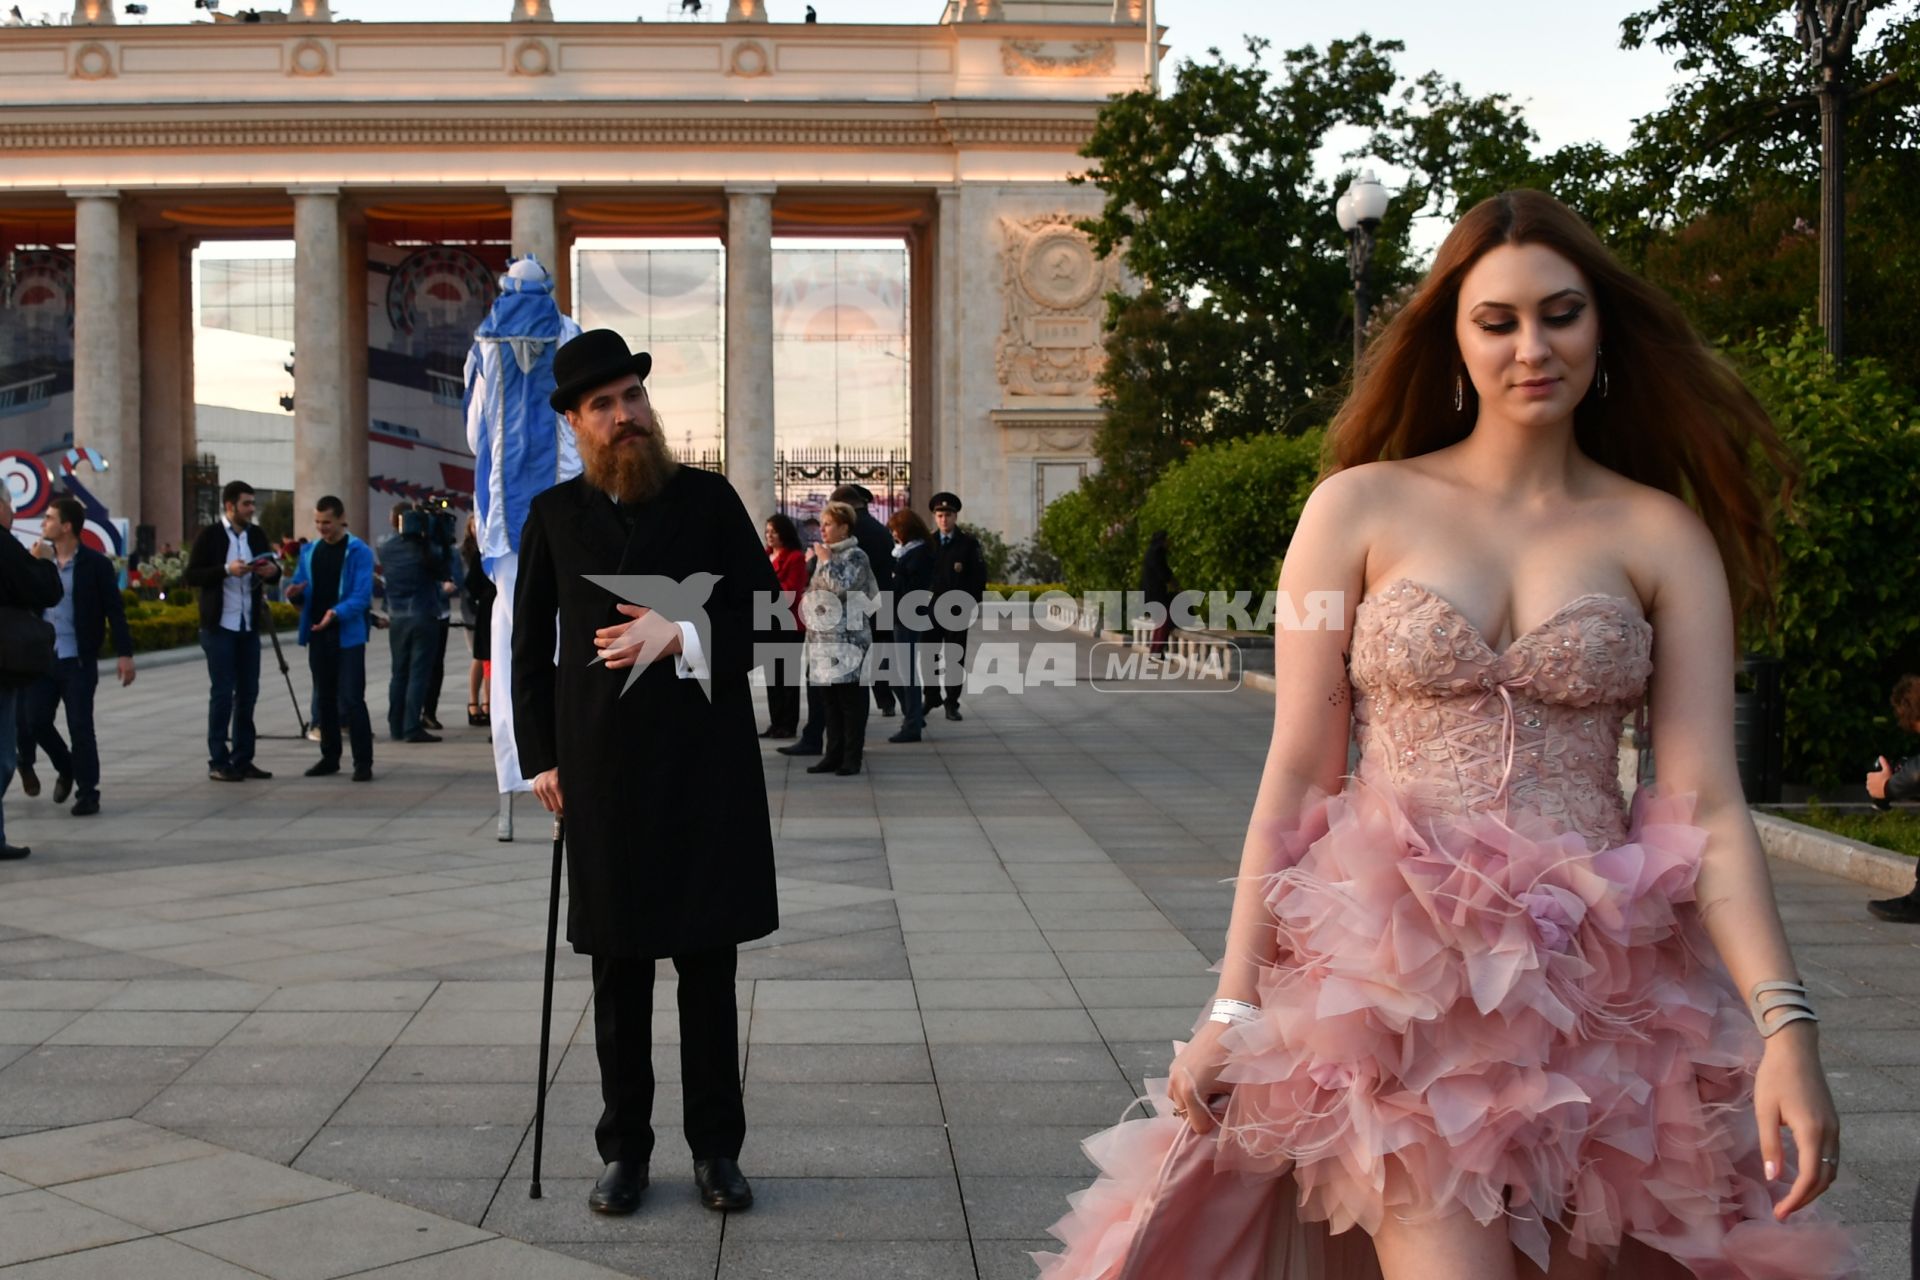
[583,572,722,701]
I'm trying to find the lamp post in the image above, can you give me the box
[1335,169,1391,369]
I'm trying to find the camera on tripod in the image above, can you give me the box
[397,497,458,550]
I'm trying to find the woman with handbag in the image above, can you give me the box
[0,486,64,861]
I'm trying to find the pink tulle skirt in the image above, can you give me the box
[1035,784,1863,1280]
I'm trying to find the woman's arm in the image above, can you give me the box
[1640,495,1838,1218]
[1167,469,1372,1129]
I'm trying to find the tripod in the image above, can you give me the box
[262,606,310,738]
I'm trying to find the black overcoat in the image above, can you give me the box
[511,466,782,958]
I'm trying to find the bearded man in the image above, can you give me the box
[512,329,780,1218]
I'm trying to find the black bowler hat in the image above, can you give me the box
[549,329,653,414]
[929,491,962,513]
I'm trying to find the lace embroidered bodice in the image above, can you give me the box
[1347,578,1654,849]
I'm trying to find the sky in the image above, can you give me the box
[85,0,1686,156]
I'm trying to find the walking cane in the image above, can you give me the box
[530,813,564,1199]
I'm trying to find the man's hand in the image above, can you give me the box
[1868,756,1891,800]
[442,580,458,596]
[31,539,52,561]
[286,581,306,602]
[593,603,683,671]
[227,558,249,578]
[532,768,563,816]
[313,609,337,633]
[250,559,277,579]
[116,655,135,687]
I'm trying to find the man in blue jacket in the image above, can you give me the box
[13,497,129,818]
[285,496,375,781]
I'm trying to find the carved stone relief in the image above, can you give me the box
[995,213,1117,399]
[71,42,115,81]
[727,41,771,78]
[1000,39,1115,78]
[288,38,331,78]
[509,38,553,77]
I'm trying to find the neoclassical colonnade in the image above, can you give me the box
[3,7,1152,545]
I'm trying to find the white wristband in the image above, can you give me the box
[1208,998,1259,1026]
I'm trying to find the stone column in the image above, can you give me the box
[117,208,142,528]
[291,187,349,529]
[343,221,370,540]
[69,190,132,519]
[139,232,190,547]
[508,185,558,276]
[907,219,935,516]
[933,186,962,501]
[724,185,776,521]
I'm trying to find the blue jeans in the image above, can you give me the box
[17,658,101,800]
[0,683,18,844]
[201,626,261,771]
[310,632,373,768]
[386,613,436,739]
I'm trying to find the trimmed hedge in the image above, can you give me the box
[111,601,300,657]
[1136,429,1325,606]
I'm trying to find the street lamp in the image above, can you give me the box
[1335,169,1391,369]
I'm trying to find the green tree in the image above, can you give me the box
[1076,37,1541,508]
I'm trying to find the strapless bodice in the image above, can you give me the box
[1348,578,1653,848]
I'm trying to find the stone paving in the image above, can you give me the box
[0,632,1912,1278]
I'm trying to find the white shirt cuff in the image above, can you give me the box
[673,620,709,680]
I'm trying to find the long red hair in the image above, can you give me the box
[1326,190,1794,625]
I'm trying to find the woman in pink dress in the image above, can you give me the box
[1038,191,1860,1280]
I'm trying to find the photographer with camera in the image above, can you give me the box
[379,500,456,744]
[1866,675,1920,923]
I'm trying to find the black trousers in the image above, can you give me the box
[590,948,744,1168]
[421,617,451,721]
[820,680,868,768]
[309,632,373,768]
[925,625,971,709]
[765,648,803,734]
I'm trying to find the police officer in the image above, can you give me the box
[923,492,986,720]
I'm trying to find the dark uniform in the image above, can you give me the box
[924,492,987,717]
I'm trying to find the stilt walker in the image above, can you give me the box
[463,255,581,841]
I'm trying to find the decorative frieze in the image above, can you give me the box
[1000,39,1116,78]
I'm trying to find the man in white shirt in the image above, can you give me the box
[184,481,282,782]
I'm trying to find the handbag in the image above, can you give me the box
[0,604,54,688]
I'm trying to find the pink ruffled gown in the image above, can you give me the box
[1037,579,1862,1280]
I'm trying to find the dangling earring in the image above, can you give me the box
[1453,372,1464,413]
[1595,345,1610,399]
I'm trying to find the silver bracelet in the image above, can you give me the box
[1749,980,1819,1038]
[1208,998,1260,1026]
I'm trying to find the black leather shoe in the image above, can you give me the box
[351,765,374,782]
[239,765,273,780]
[0,843,29,860]
[835,760,863,776]
[305,760,340,777]
[588,1161,647,1215]
[1868,893,1920,923]
[16,764,38,797]
[420,714,444,731]
[70,795,99,817]
[404,731,442,744]
[887,729,921,744]
[804,758,843,774]
[778,741,822,757]
[693,1158,753,1212]
[923,692,943,708]
[52,773,72,804]
[944,705,962,721]
[209,767,245,783]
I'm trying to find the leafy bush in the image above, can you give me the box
[1737,323,1920,790]
[1135,429,1326,604]
[108,600,299,656]
[965,525,1010,583]
[1004,536,1063,585]
[1040,486,1139,595]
